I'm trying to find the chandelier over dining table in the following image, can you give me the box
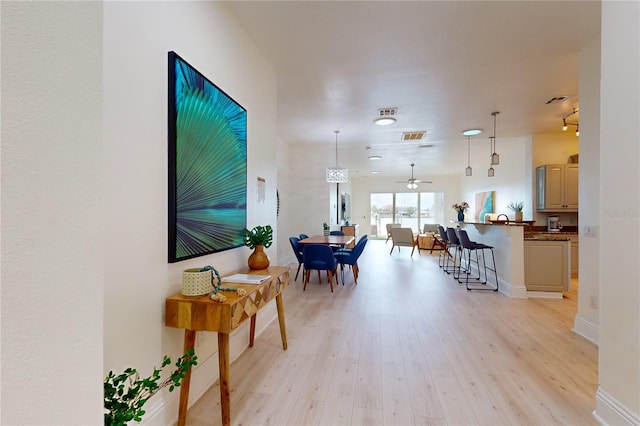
[326,129,348,183]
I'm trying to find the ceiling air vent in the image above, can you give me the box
[402,131,427,141]
[545,96,571,104]
[377,107,397,117]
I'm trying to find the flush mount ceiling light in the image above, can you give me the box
[368,155,382,160]
[562,108,580,136]
[462,129,483,136]
[326,130,348,183]
[490,111,500,165]
[374,117,396,126]
[370,170,381,174]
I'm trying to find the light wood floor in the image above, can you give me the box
[186,239,598,425]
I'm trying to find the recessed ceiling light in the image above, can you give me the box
[368,155,382,160]
[370,170,381,174]
[462,129,483,136]
[374,117,396,126]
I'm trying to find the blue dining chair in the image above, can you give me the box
[299,233,309,240]
[329,231,345,236]
[334,234,367,255]
[289,236,304,281]
[303,244,338,292]
[334,235,368,285]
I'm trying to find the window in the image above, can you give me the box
[370,191,444,238]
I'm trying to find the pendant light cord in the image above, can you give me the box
[491,111,499,153]
[334,130,339,167]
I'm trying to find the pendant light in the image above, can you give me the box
[490,111,500,165]
[488,133,495,177]
[326,130,348,183]
[465,135,472,176]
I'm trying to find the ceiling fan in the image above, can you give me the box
[397,163,432,188]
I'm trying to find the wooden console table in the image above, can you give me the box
[165,266,290,426]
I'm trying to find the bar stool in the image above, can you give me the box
[445,227,465,279]
[455,228,499,292]
[436,226,449,269]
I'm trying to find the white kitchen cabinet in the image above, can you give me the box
[536,164,579,211]
[524,239,570,292]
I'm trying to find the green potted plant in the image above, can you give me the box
[242,225,273,269]
[104,349,197,426]
[507,201,524,222]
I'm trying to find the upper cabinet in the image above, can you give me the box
[536,164,579,211]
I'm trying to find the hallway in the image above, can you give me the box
[187,239,598,425]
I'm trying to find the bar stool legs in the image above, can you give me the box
[456,229,499,292]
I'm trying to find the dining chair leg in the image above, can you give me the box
[295,263,302,281]
[328,270,334,292]
[303,270,311,291]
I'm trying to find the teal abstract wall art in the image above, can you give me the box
[168,51,247,262]
[475,191,495,222]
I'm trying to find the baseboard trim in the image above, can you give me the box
[527,290,563,299]
[573,313,599,345]
[593,386,640,425]
[504,280,528,299]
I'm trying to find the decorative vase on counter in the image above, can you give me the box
[248,245,270,270]
[515,211,523,222]
[457,212,465,222]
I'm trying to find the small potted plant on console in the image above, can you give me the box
[242,225,273,269]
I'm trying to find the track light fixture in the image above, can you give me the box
[562,108,579,136]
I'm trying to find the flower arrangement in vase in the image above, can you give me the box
[242,225,273,270]
[452,202,470,222]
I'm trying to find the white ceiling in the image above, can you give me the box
[227,1,600,179]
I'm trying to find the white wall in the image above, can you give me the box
[573,36,601,345]
[287,143,335,239]
[1,2,104,424]
[595,1,640,424]
[102,2,277,424]
[458,135,531,222]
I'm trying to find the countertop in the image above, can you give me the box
[458,222,578,240]
[524,235,572,241]
[524,230,578,241]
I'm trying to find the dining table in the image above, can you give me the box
[297,234,355,247]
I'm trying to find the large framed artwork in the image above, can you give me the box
[475,191,495,222]
[168,51,247,263]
